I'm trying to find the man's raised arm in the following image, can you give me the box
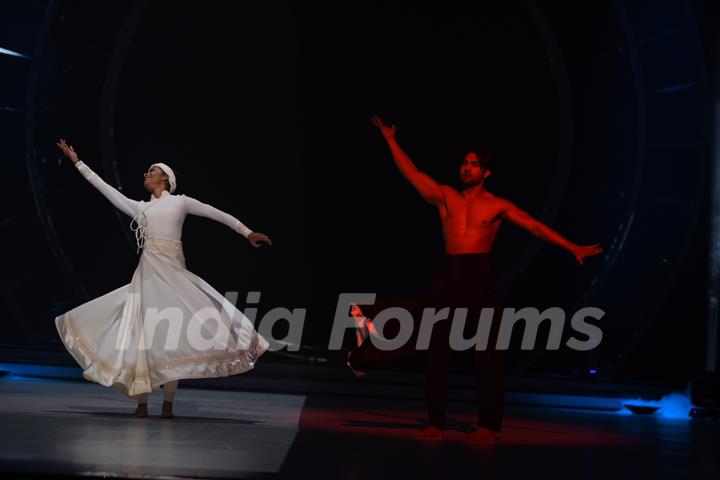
[371,116,444,205]
[501,199,603,265]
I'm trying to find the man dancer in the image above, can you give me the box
[348,116,603,442]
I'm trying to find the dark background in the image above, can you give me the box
[0,0,715,387]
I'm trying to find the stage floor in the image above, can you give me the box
[1,372,718,480]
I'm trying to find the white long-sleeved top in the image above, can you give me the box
[74,161,253,251]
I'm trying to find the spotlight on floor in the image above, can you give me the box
[624,403,660,415]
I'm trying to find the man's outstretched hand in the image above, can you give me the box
[248,232,272,248]
[371,115,396,140]
[571,243,603,265]
[56,139,79,165]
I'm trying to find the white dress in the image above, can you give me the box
[55,161,270,398]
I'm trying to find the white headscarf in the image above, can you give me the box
[149,162,177,193]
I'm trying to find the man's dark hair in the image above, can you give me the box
[464,147,496,171]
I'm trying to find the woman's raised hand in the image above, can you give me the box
[56,138,79,165]
[248,232,272,248]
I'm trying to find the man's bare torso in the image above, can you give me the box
[438,186,507,254]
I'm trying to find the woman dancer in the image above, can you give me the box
[55,139,272,419]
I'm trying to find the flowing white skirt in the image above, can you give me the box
[55,236,270,398]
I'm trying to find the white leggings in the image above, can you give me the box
[136,380,179,403]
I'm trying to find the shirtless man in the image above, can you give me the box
[348,116,603,442]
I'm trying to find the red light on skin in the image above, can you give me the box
[350,304,379,347]
[459,152,490,187]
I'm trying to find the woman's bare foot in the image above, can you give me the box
[160,401,175,419]
[464,426,499,443]
[417,425,443,439]
[131,402,148,418]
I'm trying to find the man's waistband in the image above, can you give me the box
[440,251,495,274]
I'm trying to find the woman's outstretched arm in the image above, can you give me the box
[57,139,141,217]
[183,194,272,247]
